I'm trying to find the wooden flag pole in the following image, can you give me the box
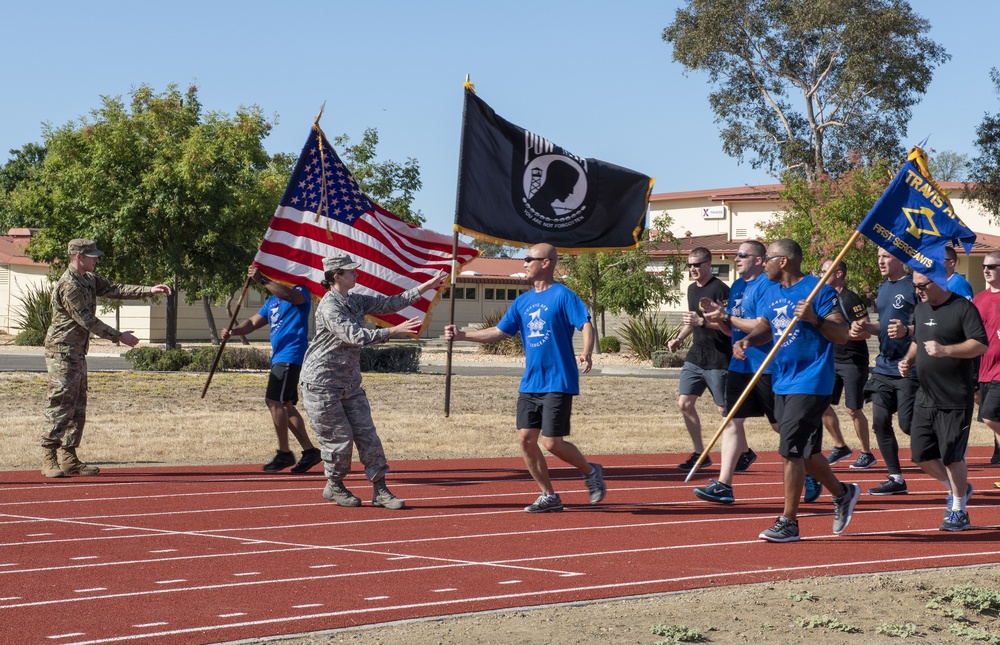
[684,230,862,482]
[200,276,252,399]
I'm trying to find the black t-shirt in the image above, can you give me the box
[835,287,870,366]
[913,293,988,409]
[686,276,731,370]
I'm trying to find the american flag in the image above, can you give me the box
[254,125,477,329]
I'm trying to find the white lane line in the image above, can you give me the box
[27,533,53,536]
[148,549,176,553]
[100,528,131,532]
[232,572,259,577]
[2,546,315,575]
[292,603,323,608]
[46,632,85,639]
[154,580,186,585]
[0,596,21,601]
[432,588,457,593]
[70,556,99,560]
[0,563,19,567]
[217,612,245,618]
[498,580,521,585]
[308,564,337,569]
[364,596,389,601]
[132,622,168,628]
[72,588,106,593]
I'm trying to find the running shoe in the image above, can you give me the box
[694,479,735,504]
[940,510,971,532]
[849,452,877,469]
[525,494,563,513]
[868,477,907,495]
[677,451,711,470]
[735,449,757,473]
[832,483,860,534]
[584,463,607,504]
[290,448,322,474]
[943,484,974,521]
[826,445,853,465]
[804,474,823,503]
[991,447,1000,465]
[263,450,295,472]
[759,516,800,543]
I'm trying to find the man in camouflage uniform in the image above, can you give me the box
[300,253,445,510]
[41,238,173,478]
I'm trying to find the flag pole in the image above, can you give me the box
[444,75,474,417]
[684,230,862,482]
[200,276,252,398]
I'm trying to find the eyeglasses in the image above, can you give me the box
[912,281,932,291]
[735,252,756,259]
[984,264,1000,271]
[764,255,786,263]
[523,256,546,263]
[686,259,709,268]
[943,258,956,264]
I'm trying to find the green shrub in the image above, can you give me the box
[599,335,621,353]
[125,347,165,370]
[218,347,271,371]
[154,349,192,371]
[360,345,421,373]
[14,329,47,346]
[13,282,53,337]
[619,313,681,360]
[651,350,685,368]
[476,310,524,356]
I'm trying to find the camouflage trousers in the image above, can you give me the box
[41,351,88,449]
[301,382,389,483]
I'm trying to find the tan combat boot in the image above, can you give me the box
[41,447,65,478]
[322,480,362,507]
[372,479,405,510]
[58,446,100,475]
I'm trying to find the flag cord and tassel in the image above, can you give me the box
[684,230,861,482]
[200,276,253,399]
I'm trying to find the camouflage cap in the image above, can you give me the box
[323,253,361,273]
[67,238,104,257]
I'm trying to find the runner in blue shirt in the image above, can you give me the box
[734,239,860,542]
[445,242,606,514]
[223,265,320,474]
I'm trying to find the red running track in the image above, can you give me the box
[1,449,998,644]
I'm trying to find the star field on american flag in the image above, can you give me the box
[283,133,373,226]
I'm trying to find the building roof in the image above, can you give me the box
[0,229,46,267]
[455,257,531,284]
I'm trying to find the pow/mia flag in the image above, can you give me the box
[857,146,976,289]
[455,88,654,251]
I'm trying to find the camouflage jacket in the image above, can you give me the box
[44,268,154,355]
[300,287,420,387]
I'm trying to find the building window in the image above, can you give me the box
[711,264,730,280]
[507,288,519,300]
[464,287,477,301]
[485,288,495,300]
[442,288,450,299]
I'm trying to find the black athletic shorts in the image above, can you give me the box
[910,402,972,466]
[725,371,777,423]
[775,393,831,459]
[978,381,1000,423]
[266,363,301,404]
[516,392,573,437]
[865,372,917,435]
[831,362,868,410]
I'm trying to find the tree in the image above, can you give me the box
[0,142,46,232]
[333,128,424,226]
[927,150,969,182]
[766,162,891,300]
[664,0,949,181]
[8,84,288,347]
[469,239,517,258]
[559,216,682,349]
[969,68,1000,225]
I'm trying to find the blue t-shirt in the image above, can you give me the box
[497,283,590,395]
[761,276,839,395]
[257,285,311,366]
[873,275,917,376]
[947,273,974,300]
[727,274,774,374]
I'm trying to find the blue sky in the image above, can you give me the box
[3,1,997,236]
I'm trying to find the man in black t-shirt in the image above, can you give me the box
[898,270,987,532]
[819,260,876,469]
[667,247,731,470]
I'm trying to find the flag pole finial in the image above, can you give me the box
[463,74,474,93]
[314,101,327,125]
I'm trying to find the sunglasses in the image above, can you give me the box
[912,281,932,291]
[523,256,546,263]
[984,264,1000,271]
[735,252,756,259]
[763,255,786,263]
[686,259,709,268]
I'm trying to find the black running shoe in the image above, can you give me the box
[291,448,322,474]
[263,450,295,472]
[735,449,757,473]
[678,452,711,471]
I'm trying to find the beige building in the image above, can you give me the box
[647,182,1000,312]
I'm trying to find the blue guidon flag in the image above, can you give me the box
[455,86,654,251]
[253,125,477,331]
[857,147,976,289]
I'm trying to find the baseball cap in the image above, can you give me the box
[323,253,361,273]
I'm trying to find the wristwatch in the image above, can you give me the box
[723,313,732,326]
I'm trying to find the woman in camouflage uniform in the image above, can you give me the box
[300,253,445,510]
